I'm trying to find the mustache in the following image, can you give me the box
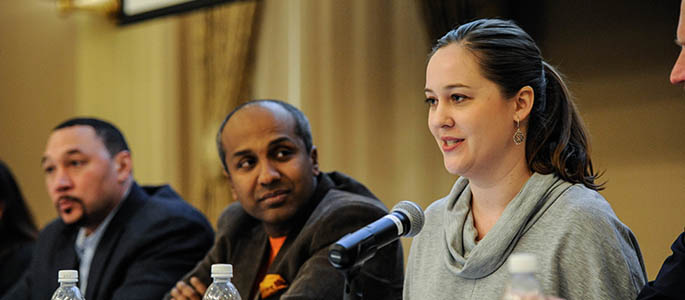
[56,195,88,227]
[56,195,84,207]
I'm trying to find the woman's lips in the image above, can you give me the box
[441,137,464,152]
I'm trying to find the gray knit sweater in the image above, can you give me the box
[404,173,646,300]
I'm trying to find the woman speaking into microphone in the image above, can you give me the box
[403,19,646,300]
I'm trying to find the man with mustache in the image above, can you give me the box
[2,118,214,300]
[636,1,685,299]
[168,100,404,300]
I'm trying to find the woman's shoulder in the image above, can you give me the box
[549,183,623,229]
[557,183,612,212]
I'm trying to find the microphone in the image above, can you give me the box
[328,201,424,270]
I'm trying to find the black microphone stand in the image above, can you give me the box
[342,266,362,300]
[329,237,377,300]
[329,201,424,300]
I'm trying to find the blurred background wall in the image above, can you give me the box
[1,0,682,280]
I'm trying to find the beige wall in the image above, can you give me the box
[0,1,182,228]
[0,0,78,228]
[73,14,182,191]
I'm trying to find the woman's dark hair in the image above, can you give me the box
[431,19,603,190]
[0,161,38,243]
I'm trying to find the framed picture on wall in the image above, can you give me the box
[119,0,237,24]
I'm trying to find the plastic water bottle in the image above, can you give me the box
[203,264,241,300]
[51,270,85,300]
[502,253,543,300]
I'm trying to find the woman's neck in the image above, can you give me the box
[468,158,532,241]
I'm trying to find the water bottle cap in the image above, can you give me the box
[58,270,79,283]
[211,264,233,278]
[508,253,537,274]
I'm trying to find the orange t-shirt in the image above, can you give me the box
[254,236,289,299]
[268,236,287,265]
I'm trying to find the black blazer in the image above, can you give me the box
[2,183,214,300]
[0,240,34,298]
[637,231,685,300]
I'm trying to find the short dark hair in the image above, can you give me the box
[216,100,313,172]
[54,118,130,158]
[0,160,38,243]
[432,19,603,190]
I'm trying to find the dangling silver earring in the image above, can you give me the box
[513,118,525,145]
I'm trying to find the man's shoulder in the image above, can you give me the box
[123,183,212,233]
[138,184,202,216]
[140,184,184,205]
[322,188,386,210]
[673,231,685,251]
[37,218,72,240]
[217,202,248,220]
[319,171,386,209]
[286,185,391,254]
[215,202,260,237]
[41,218,66,231]
[309,188,388,227]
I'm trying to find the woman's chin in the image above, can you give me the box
[444,165,462,176]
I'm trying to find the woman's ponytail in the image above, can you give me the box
[526,62,603,190]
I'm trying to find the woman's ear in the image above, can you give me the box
[514,85,535,123]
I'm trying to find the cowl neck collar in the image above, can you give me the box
[441,172,572,279]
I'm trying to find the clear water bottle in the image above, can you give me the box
[51,270,85,300]
[502,253,542,300]
[203,264,241,300]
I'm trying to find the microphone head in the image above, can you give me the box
[392,201,424,237]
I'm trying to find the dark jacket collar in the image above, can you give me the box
[84,182,147,300]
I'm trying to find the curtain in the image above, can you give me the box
[178,0,261,226]
[417,0,545,44]
[418,0,476,42]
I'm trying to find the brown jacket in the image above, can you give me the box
[169,172,404,300]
